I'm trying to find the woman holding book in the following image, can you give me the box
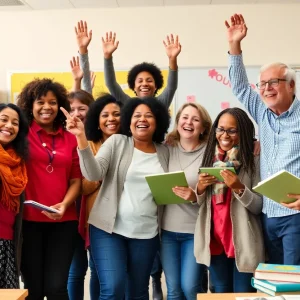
[0,103,28,289]
[194,107,265,293]
[62,97,170,300]
[17,79,82,300]
[160,102,212,299]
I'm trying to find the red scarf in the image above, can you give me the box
[0,145,28,212]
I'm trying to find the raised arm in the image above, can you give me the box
[225,14,263,123]
[102,32,130,104]
[70,56,83,92]
[75,20,93,94]
[157,34,181,108]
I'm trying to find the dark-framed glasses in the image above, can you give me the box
[256,78,287,90]
[215,128,238,137]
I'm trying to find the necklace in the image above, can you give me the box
[37,132,56,173]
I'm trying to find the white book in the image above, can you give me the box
[24,200,59,214]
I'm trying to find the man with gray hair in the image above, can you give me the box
[225,13,300,265]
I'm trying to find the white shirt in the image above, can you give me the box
[113,148,164,239]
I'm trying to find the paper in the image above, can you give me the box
[186,95,196,102]
[221,101,230,109]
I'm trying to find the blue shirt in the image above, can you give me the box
[229,54,300,217]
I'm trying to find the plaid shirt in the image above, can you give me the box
[229,54,300,217]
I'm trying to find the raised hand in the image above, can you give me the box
[225,14,248,43]
[163,34,181,59]
[102,32,119,59]
[70,56,83,82]
[60,107,85,137]
[75,20,92,54]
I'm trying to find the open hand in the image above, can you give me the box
[102,32,119,59]
[163,34,181,59]
[70,56,83,82]
[225,14,248,43]
[75,20,92,53]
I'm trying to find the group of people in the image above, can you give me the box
[0,13,300,300]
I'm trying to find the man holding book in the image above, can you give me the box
[225,13,300,265]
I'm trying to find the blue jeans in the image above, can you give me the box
[151,252,162,279]
[262,213,300,264]
[68,233,100,300]
[90,225,159,300]
[160,230,206,300]
[209,253,255,293]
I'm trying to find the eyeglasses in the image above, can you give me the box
[215,127,238,136]
[256,78,287,90]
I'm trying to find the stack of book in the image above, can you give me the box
[252,263,300,296]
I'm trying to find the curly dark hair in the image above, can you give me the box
[68,90,94,107]
[17,78,70,130]
[0,103,29,160]
[201,108,256,174]
[85,94,122,142]
[127,62,164,95]
[120,97,170,143]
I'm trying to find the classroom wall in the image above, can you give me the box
[0,3,299,102]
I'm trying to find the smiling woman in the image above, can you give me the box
[0,103,28,290]
[63,96,170,299]
[17,78,82,300]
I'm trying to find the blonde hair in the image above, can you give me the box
[166,103,212,146]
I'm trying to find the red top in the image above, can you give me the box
[23,121,81,222]
[0,202,16,240]
[210,189,235,258]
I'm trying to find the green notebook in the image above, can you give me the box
[145,171,188,205]
[199,167,236,182]
[253,170,300,203]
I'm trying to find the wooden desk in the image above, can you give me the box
[0,289,28,300]
[197,293,267,300]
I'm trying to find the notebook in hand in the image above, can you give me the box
[24,200,60,214]
[145,171,189,205]
[253,170,300,203]
[199,167,236,182]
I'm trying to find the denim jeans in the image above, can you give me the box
[67,233,100,300]
[262,213,300,264]
[90,225,159,300]
[151,252,163,280]
[209,252,255,293]
[160,230,206,300]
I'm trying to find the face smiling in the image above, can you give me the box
[70,99,89,123]
[177,105,203,143]
[32,91,58,131]
[130,104,156,142]
[99,103,121,141]
[134,72,157,97]
[216,113,239,152]
[259,66,294,115]
[0,107,19,146]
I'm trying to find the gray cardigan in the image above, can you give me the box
[104,57,177,108]
[194,156,265,273]
[78,134,169,233]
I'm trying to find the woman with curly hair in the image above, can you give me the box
[0,103,28,289]
[62,97,170,300]
[100,31,181,108]
[17,78,82,300]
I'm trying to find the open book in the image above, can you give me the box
[253,170,300,203]
[145,171,189,205]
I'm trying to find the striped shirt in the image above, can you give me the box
[229,54,300,217]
